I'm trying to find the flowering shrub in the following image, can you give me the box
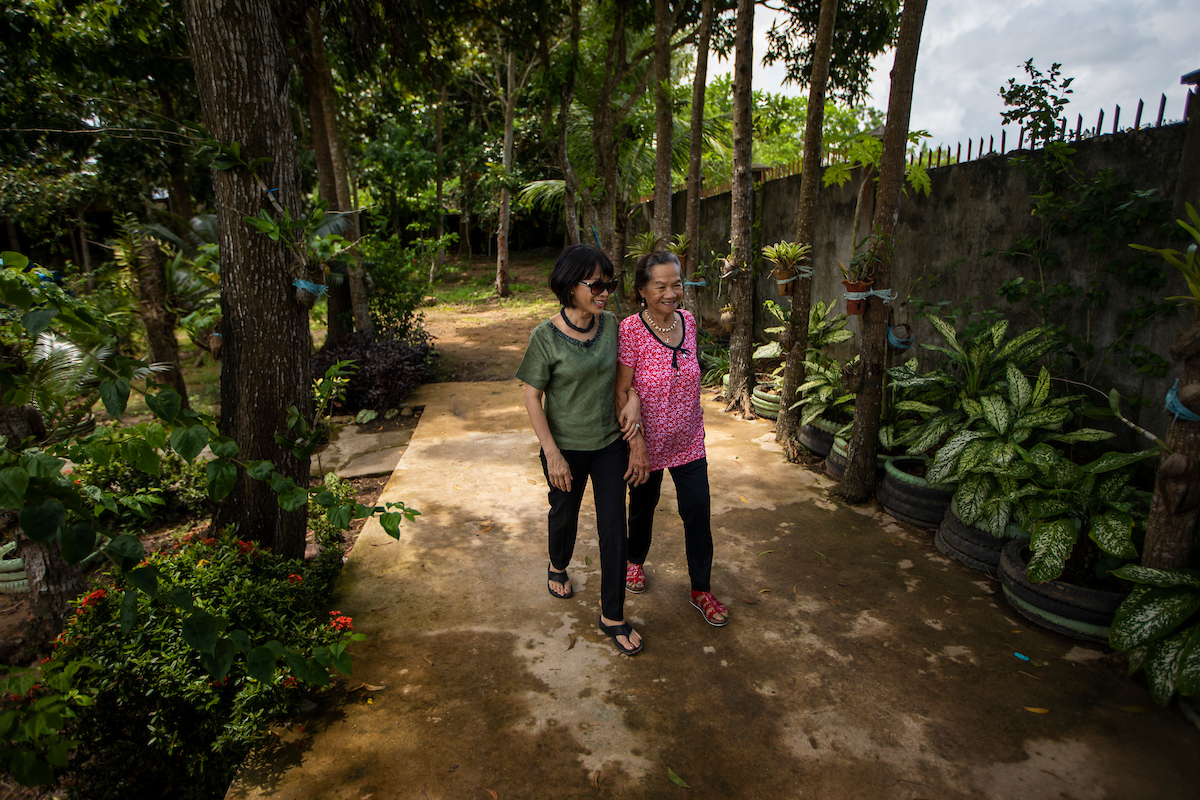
[42,528,360,799]
[72,448,211,528]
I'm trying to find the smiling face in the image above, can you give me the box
[569,265,611,315]
[639,261,683,319]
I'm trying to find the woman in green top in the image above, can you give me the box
[516,244,644,656]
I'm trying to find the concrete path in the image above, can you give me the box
[228,381,1200,800]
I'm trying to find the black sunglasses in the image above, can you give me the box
[579,278,619,296]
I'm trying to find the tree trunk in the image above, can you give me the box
[156,85,195,224]
[18,535,89,648]
[652,0,673,246]
[1142,88,1200,570]
[776,0,838,459]
[308,7,373,339]
[724,0,755,417]
[835,0,927,503]
[434,83,447,279]
[495,51,516,298]
[683,0,713,322]
[77,209,94,293]
[182,0,313,560]
[305,70,340,210]
[132,237,189,407]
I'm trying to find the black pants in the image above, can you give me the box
[628,457,713,593]
[540,437,628,621]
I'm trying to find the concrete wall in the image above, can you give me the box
[664,122,1192,434]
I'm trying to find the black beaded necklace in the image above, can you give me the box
[560,308,596,334]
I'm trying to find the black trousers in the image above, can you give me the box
[627,457,713,593]
[540,437,628,621]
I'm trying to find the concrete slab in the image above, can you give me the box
[227,381,1200,800]
[310,421,415,479]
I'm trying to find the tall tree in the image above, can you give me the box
[181,0,316,559]
[835,0,928,502]
[774,0,838,457]
[724,0,755,416]
[651,0,675,245]
[682,0,714,321]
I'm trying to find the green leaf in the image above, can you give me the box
[104,534,144,570]
[955,474,992,525]
[1177,626,1200,697]
[145,388,182,423]
[929,430,985,483]
[1080,449,1159,474]
[229,629,252,654]
[247,646,277,683]
[380,512,402,539]
[18,498,66,544]
[908,416,953,454]
[1144,632,1190,706]
[1014,407,1070,430]
[119,587,139,634]
[9,751,54,786]
[1031,366,1051,407]
[667,767,691,789]
[980,395,1010,435]
[1111,585,1200,651]
[326,504,352,530]
[246,460,274,481]
[161,587,194,611]
[144,422,167,450]
[0,466,29,508]
[59,523,96,565]
[982,498,1013,538]
[182,611,220,654]
[206,459,237,500]
[1027,518,1077,583]
[125,566,159,598]
[122,438,161,476]
[1088,510,1137,558]
[1006,362,1031,413]
[894,400,940,414]
[209,436,239,459]
[21,452,64,479]
[170,424,210,461]
[312,489,338,507]
[278,486,309,512]
[200,638,236,680]
[927,316,964,357]
[1046,428,1114,444]
[331,649,352,676]
[1027,497,1071,519]
[98,378,130,418]
[1110,565,1200,590]
[0,251,30,271]
[21,307,58,340]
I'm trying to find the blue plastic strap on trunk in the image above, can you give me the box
[1166,379,1200,422]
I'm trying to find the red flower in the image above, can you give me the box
[237,540,254,554]
[329,611,354,632]
[287,574,303,585]
[78,588,107,610]
[201,537,217,547]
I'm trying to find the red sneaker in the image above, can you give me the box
[690,591,728,627]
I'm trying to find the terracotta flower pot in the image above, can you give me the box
[841,279,873,315]
[773,268,797,297]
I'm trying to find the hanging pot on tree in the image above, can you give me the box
[842,279,873,315]
[773,268,797,297]
[718,305,735,334]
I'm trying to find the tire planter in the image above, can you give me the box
[935,506,1029,577]
[825,436,848,480]
[798,416,841,458]
[998,539,1127,646]
[751,385,780,419]
[877,457,953,529]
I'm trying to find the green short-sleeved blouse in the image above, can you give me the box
[515,311,621,452]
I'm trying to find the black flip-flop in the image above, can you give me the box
[547,567,574,599]
[598,617,643,656]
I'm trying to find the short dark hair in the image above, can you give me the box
[633,250,681,306]
[549,244,614,307]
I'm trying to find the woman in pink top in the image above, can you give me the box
[616,251,728,627]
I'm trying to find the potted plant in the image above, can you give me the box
[792,354,857,458]
[924,363,1113,574]
[666,232,690,273]
[838,232,891,314]
[878,315,1059,529]
[993,442,1157,644]
[762,241,811,298]
[625,230,662,262]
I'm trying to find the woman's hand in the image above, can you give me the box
[545,449,572,492]
[619,390,643,441]
[624,437,651,486]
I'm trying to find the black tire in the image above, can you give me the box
[999,540,1128,615]
[825,448,846,481]
[877,482,949,527]
[880,505,940,530]
[752,396,779,419]
[998,540,1127,644]
[882,458,955,501]
[935,528,996,575]
[799,423,834,457]
[937,510,1008,565]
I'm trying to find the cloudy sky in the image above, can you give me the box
[711,0,1199,148]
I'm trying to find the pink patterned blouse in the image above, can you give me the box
[618,310,705,472]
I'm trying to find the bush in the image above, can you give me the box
[360,234,434,338]
[311,330,433,413]
[45,526,354,800]
[71,448,211,528]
